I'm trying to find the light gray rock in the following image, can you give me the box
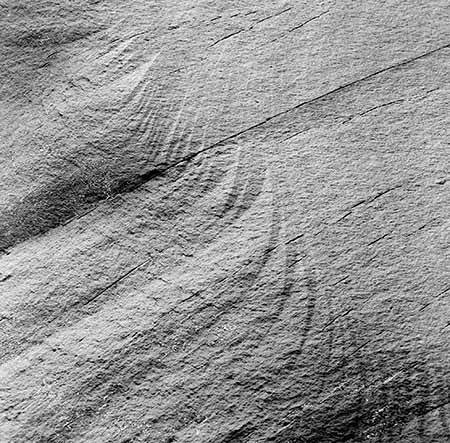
[1,1,450,442]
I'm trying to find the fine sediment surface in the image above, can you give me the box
[1,1,450,442]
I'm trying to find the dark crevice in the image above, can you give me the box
[209,28,244,47]
[0,274,12,282]
[269,10,329,44]
[342,99,404,123]
[254,7,292,24]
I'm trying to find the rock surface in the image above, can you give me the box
[1,1,450,442]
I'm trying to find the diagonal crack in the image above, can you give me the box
[186,41,450,180]
[0,274,12,282]
[367,232,390,247]
[349,184,404,210]
[48,42,450,235]
[209,6,294,48]
[287,10,329,33]
[7,41,450,252]
[333,184,403,225]
[270,10,329,44]
[342,99,404,123]
[209,28,245,47]
[49,256,154,325]
[418,284,450,312]
[319,308,354,333]
[254,7,293,24]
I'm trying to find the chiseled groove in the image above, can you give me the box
[101,37,139,73]
[126,82,160,145]
[255,202,300,333]
[2,184,280,366]
[146,48,229,210]
[229,183,282,295]
[124,56,160,105]
[166,105,191,165]
[185,51,232,201]
[145,99,179,168]
[14,213,283,440]
[216,144,247,216]
[202,144,268,239]
[178,106,202,160]
[164,175,280,325]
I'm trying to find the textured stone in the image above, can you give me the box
[1,1,450,442]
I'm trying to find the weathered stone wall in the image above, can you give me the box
[1,1,450,442]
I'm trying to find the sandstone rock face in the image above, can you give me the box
[1,1,450,442]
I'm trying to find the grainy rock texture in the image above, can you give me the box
[1,1,450,442]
